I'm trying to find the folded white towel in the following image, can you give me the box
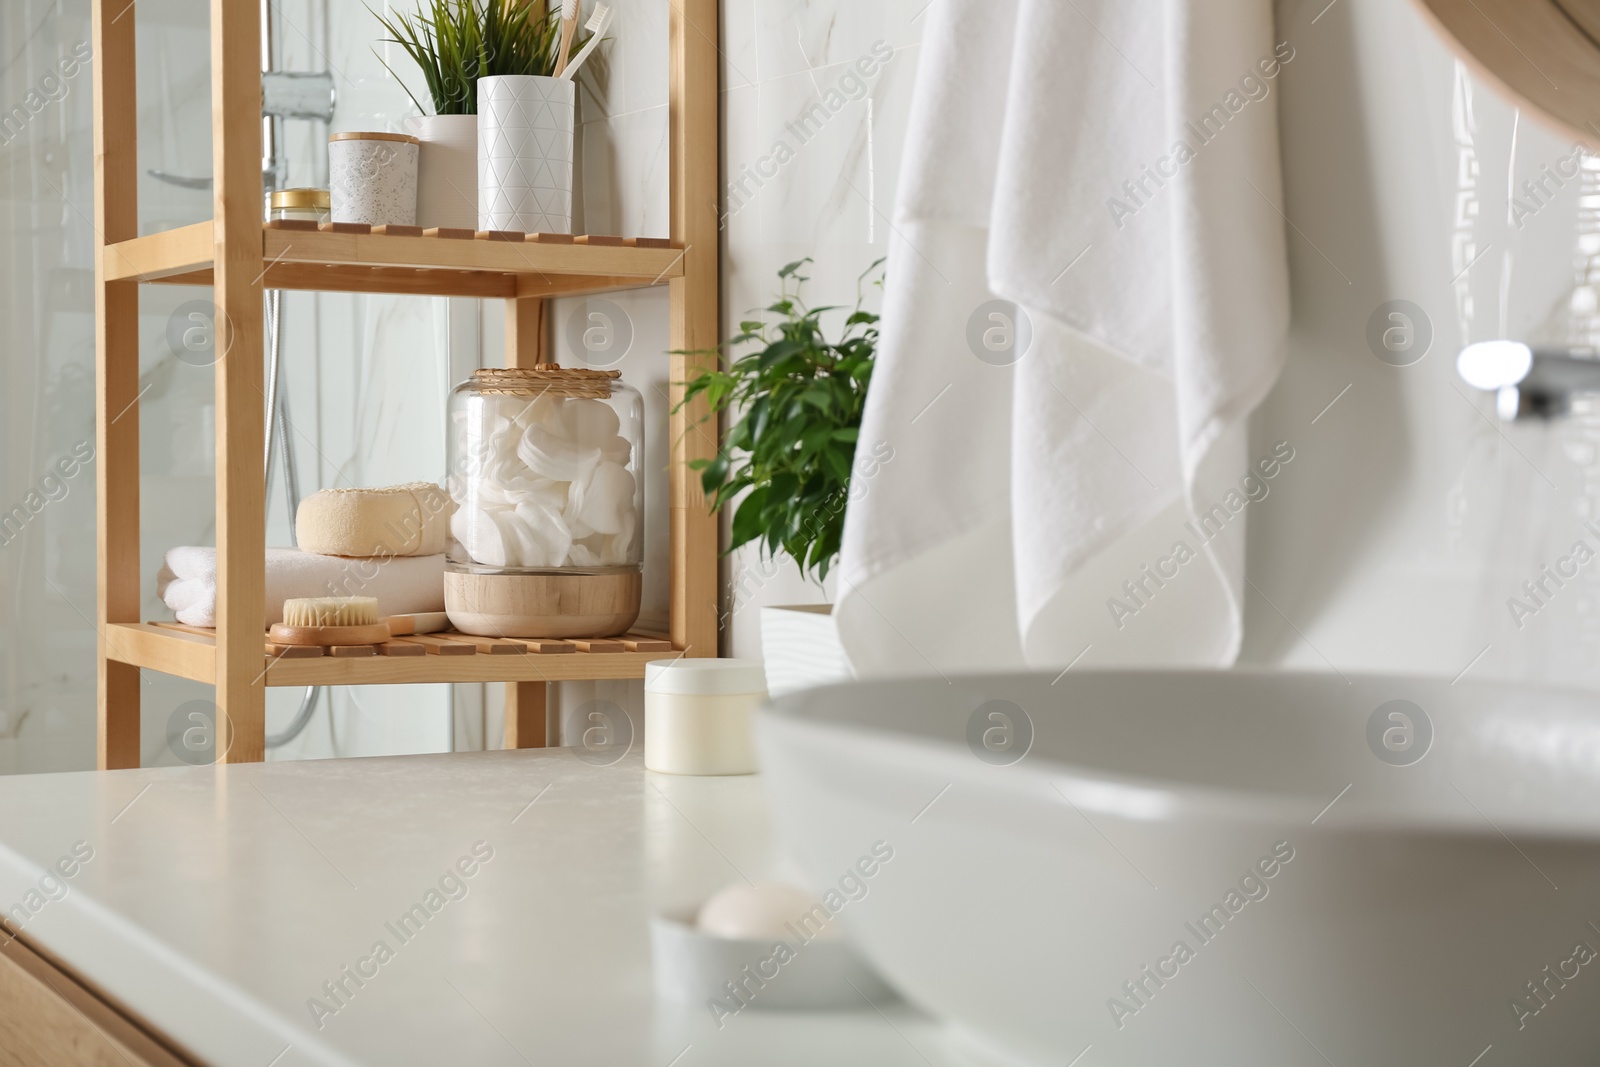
[156,546,446,628]
[837,0,1290,674]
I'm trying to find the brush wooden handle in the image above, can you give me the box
[268,622,392,647]
[554,15,578,76]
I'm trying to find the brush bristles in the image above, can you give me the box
[562,0,578,20]
[282,597,380,628]
[586,2,607,29]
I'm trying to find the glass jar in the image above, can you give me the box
[268,187,330,223]
[444,366,644,637]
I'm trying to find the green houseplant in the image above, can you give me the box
[679,258,886,695]
[372,0,572,116]
[681,258,883,582]
[372,0,584,231]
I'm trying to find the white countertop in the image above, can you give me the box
[0,750,966,1067]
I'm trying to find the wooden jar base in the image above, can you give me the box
[444,568,642,638]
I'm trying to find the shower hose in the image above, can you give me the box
[263,288,321,748]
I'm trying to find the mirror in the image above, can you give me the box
[1417,0,1600,146]
[1555,1,1600,49]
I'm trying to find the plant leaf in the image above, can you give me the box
[672,259,885,583]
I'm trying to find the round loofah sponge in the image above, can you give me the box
[296,482,453,559]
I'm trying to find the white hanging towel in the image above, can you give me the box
[837,0,1291,674]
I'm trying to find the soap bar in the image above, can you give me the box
[296,483,453,559]
[696,883,840,942]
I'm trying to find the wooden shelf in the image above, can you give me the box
[103,220,685,299]
[107,623,679,687]
[92,0,722,765]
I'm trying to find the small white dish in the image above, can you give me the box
[649,909,895,1011]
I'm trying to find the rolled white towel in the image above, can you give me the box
[156,546,446,628]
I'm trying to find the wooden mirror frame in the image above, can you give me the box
[1415,0,1600,148]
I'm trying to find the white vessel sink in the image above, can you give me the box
[756,670,1600,1066]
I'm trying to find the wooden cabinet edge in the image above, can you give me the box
[0,928,203,1067]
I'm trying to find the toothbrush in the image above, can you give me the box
[558,4,612,81]
[554,0,580,77]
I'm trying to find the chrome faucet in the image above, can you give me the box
[1457,342,1600,420]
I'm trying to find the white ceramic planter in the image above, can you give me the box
[759,604,850,698]
[327,132,419,226]
[403,114,478,230]
[478,75,575,233]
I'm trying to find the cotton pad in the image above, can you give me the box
[448,377,640,571]
[558,397,622,445]
[566,461,635,538]
[452,505,514,568]
[517,423,602,483]
[510,499,573,567]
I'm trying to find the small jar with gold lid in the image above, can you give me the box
[268,187,330,224]
[444,366,644,637]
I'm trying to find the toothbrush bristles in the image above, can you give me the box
[562,0,578,19]
[586,2,608,29]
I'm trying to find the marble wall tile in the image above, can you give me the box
[728,0,925,84]
[577,0,671,121]
[715,34,920,663]
[577,106,670,238]
[1240,0,1600,691]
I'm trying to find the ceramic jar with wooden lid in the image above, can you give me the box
[328,131,420,226]
[444,366,644,637]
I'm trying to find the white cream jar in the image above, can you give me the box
[644,659,766,775]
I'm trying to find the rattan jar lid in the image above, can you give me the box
[470,365,623,399]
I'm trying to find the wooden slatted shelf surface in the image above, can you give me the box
[105,622,678,687]
[100,220,684,299]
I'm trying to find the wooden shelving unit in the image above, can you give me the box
[91,0,722,766]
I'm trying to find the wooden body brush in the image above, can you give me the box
[269,597,391,647]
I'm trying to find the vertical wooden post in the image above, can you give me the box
[503,683,550,749]
[93,0,142,769]
[503,296,553,747]
[668,0,722,658]
[212,0,267,763]
[506,297,548,365]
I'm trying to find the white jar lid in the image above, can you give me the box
[646,658,767,696]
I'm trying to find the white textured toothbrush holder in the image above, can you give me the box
[478,75,575,234]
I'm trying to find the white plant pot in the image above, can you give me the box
[759,604,851,699]
[404,113,478,230]
[478,75,575,233]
